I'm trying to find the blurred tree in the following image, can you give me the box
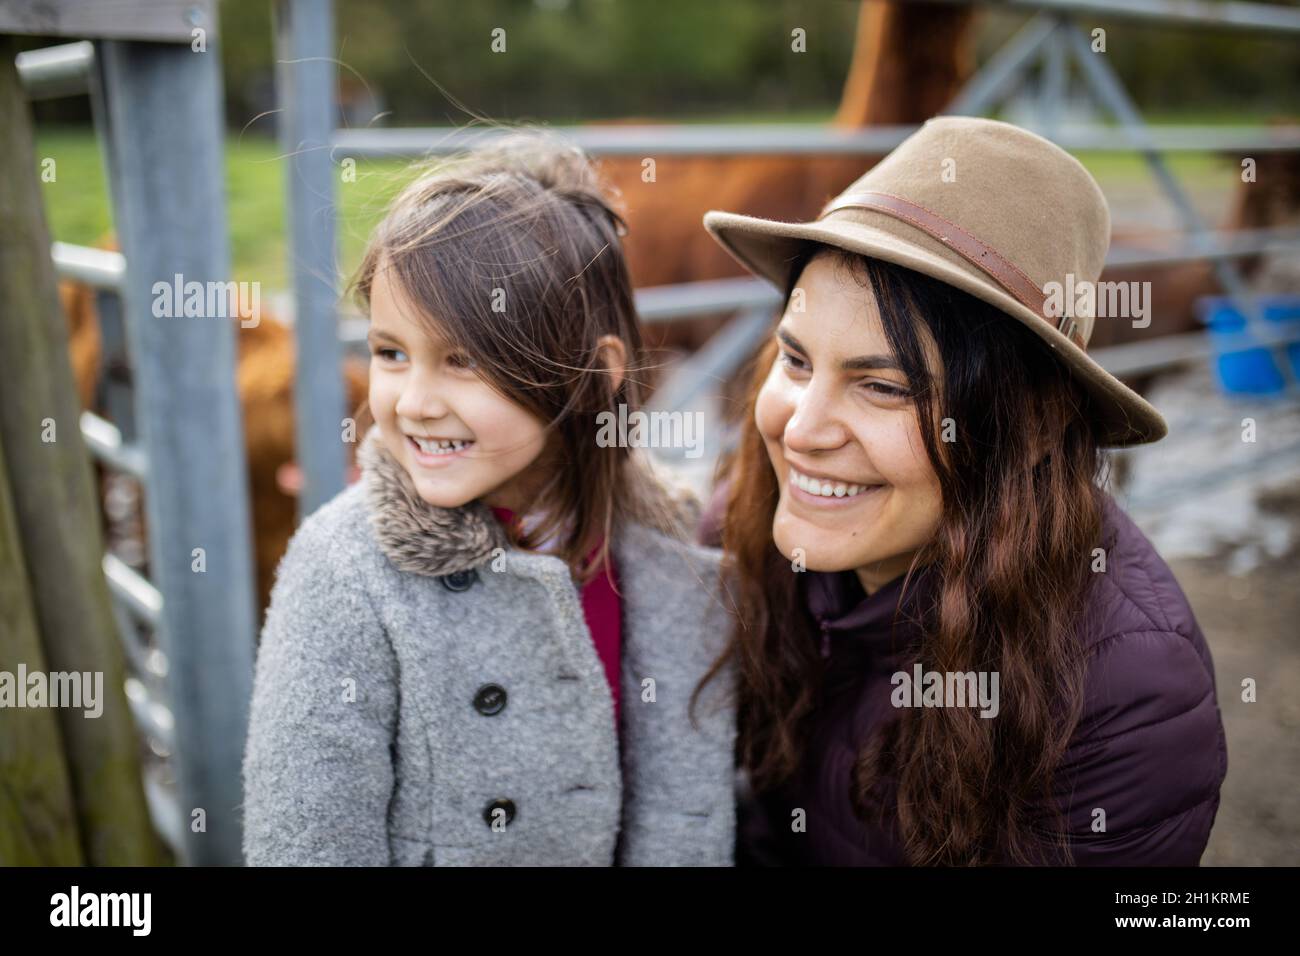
[220,0,861,126]
[21,0,1300,129]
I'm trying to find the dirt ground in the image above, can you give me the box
[1174,481,1300,866]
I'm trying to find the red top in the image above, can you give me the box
[491,507,622,728]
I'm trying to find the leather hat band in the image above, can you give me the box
[819,190,1086,350]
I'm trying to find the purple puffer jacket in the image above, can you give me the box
[699,489,1228,866]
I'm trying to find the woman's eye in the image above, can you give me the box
[375,347,407,363]
[863,380,909,399]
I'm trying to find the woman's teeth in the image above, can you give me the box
[789,466,873,499]
[412,436,473,455]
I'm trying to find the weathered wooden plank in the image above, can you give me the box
[0,37,167,866]
[0,438,85,865]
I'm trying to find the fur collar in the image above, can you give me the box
[359,426,511,577]
[358,425,701,578]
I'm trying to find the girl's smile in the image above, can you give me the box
[406,433,477,467]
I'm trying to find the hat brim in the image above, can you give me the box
[703,209,1167,448]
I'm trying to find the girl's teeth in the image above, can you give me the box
[789,467,871,499]
[413,437,472,455]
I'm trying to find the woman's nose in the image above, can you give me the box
[783,380,848,454]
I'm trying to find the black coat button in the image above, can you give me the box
[473,683,507,716]
[441,568,478,592]
[484,798,516,829]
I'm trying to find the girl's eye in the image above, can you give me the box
[778,349,809,373]
[375,347,408,363]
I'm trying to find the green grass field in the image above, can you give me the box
[35,123,1239,292]
[36,127,415,291]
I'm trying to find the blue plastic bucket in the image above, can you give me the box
[1196,296,1300,395]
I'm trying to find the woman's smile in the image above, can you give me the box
[785,464,884,509]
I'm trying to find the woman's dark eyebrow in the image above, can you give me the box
[777,326,901,372]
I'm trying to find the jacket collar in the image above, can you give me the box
[803,564,934,664]
[358,424,701,578]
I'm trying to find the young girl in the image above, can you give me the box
[241,137,737,866]
[696,117,1227,866]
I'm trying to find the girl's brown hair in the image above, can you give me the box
[699,245,1109,865]
[350,134,685,582]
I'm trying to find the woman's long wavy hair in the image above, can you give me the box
[702,245,1112,865]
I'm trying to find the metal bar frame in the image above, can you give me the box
[13,39,92,99]
[918,0,1300,35]
[332,123,1300,158]
[274,0,348,517]
[96,36,256,866]
[1057,16,1297,385]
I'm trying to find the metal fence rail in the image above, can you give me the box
[920,0,1300,34]
[332,122,1300,158]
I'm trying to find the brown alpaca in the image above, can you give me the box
[61,259,367,624]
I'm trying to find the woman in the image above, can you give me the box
[693,117,1227,866]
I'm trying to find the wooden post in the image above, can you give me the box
[0,37,167,865]
[0,438,85,865]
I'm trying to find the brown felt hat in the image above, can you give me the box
[703,116,1167,447]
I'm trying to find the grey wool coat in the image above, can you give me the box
[241,426,737,866]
